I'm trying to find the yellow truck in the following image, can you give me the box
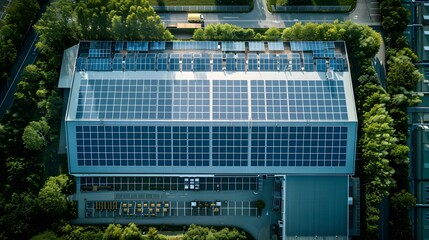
[188,13,204,23]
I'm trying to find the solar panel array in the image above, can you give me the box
[75,125,348,167]
[127,42,148,51]
[222,41,245,51]
[77,52,347,72]
[76,78,348,121]
[173,41,217,50]
[290,41,335,51]
[248,41,265,51]
[150,41,165,50]
[76,79,211,120]
[78,41,348,72]
[268,42,284,51]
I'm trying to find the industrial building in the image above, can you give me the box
[58,41,359,239]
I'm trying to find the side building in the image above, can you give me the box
[403,2,429,239]
[58,41,359,239]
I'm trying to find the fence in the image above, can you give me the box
[271,5,351,12]
[152,5,250,12]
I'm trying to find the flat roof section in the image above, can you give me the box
[285,175,348,238]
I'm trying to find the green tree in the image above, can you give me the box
[193,28,206,40]
[103,224,123,240]
[22,120,50,151]
[30,231,59,240]
[387,53,423,93]
[121,223,143,240]
[37,175,72,218]
[34,0,80,55]
[389,190,416,239]
[265,27,281,41]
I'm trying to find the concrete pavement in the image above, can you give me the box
[159,0,380,28]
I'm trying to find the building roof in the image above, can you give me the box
[64,41,356,123]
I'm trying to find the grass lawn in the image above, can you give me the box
[149,0,249,6]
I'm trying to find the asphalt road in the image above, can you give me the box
[0,29,39,118]
[159,0,380,28]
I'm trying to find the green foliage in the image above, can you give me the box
[264,27,281,41]
[380,0,410,45]
[34,0,80,55]
[60,224,103,240]
[37,175,72,218]
[387,53,423,93]
[75,0,171,41]
[121,223,143,240]
[30,231,59,240]
[192,23,255,40]
[389,190,416,239]
[103,224,123,240]
[183,224,246,240]
[22,120,50,151]
[255,200,266,209]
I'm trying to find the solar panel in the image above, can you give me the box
[248,42,265,51]
[76,57,87,71]
[335,55,346,71]
[125,53,136,71]
[248,53,258,71]
[193,53,210,72]
[265,80,288,120]
[259,53,278,71]
[303,53,314,71]
[287,80,347,120]
[150,41,166,50]
[222,41,245,51]
[212,53,223,71]
[157,53,168,71]
[251,80,266,120]
[172,80,210,120]
[112,54,123,71]
[115,41,124,51]
[268,42,284,51]
[88,49,111,58]
[290,41,335,51]
[278,54,289,71]
[127,41,148,51]
[87,58,111,71]
[135,53,156,71]
[236,53,245,71]
[169,53,180,71]
[173,41,218,50]
[89,41,111,49]
[182,53,193,71]
[292,53,301,71]
[226,53,235,71]
[316,59,327,72]
[212,80,248,120]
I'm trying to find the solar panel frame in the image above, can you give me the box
[127,41,149,51]
[125,53,136,71]
[182,53,193,71]
[316,59,327,72]
[157,53,168,71]
[87,58,111,71]
[193,53,210,72]
[88,49,111,58]
[236,53,246,71]
[169,53,180,71]
[76,57,87,71]
[278,54,289,71]
[248,42,265,52]
[212,53,223,71]
[291,53,301,71]
[259,54,278,71]
[115,41,124,51]
[222,41,245,51]
[150,41,166,50]
[268,42,284,51]
[303,53,314,72]
[112,54,123,71]
[226,53,235,71]
[248,53,258,71]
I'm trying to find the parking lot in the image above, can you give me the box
[85,200,258,218]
